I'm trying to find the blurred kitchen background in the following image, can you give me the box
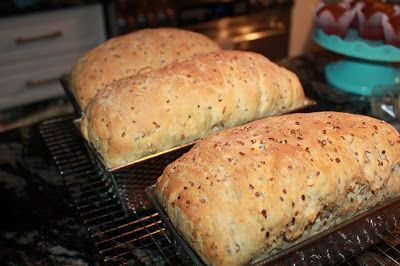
[0,0,318,132]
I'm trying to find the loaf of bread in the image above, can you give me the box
[155,112,400,266]
[71,28,220,109]
[81,50,309,168]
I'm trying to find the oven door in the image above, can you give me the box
[185,7,291,61]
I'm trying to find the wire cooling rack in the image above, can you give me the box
[40,114,400,266]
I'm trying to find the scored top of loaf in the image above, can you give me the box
[70,27,220,109]
[81,50,308,168]
[155,111,400,266]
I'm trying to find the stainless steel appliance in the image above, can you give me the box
[185,6,291,60]
[105,0,293,60]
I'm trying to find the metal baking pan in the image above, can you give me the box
[73,99,315,212]
[74,118,197,172]
[60,74,83,117]
[146,185,400,266]
[70,119,130,214]
[73,117,197,172]
[73,118,194,212]
[76,98,316,172]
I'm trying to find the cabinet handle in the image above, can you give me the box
[26,75,64,89]
[15,30,63,45]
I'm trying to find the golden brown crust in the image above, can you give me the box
[155,112,400,266]
[70,28,220,109]
[82,50,308,168]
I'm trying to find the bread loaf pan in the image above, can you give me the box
[73,118,194,212]
[146,185,400,266]
[60,75,83,117]
[71,119,130,214]
[74,99,316,173]
[74,116,197,172]
[74,102,315,212]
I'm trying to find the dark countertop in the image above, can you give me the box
[0,124,99,265]
[0,52,398,265]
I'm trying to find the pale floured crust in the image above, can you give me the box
[81,50,308,168]
[155,112,400,266]
[71,28,220,109]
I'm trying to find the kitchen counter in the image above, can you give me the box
[0,124,99,265]
[0,52,398,265]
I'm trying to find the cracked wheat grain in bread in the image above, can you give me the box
[71,28,220,109]
[81,50,309,168]
[155,112,400,266]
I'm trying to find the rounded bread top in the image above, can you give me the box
[71,27,220,109]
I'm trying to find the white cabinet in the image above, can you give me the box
[0,4,106,111]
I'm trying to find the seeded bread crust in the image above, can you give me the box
[71,28,220,109]
[81,50,308,168]
[155,112,400,266]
